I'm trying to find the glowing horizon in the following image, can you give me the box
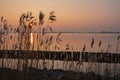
[0,0,120,32]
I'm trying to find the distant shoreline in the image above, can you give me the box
[10,31,120,34]
[51,32,120,34]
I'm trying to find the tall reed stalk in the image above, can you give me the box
[87,37,95,72]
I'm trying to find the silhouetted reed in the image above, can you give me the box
[90,37,95,52]
[0,11,120,80]
[116,35,120,53]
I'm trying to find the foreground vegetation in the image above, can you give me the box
[0,67,120,80]
[0,11,120,80]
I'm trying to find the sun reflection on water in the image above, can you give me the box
[30,33,33,44]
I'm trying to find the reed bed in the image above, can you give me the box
[0,11,120,80]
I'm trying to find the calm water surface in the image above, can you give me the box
[60,33,119,52]
[1,33,119,53]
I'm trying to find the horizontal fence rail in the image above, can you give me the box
[0,50,119,63]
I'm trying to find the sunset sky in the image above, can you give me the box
[0,0,120,32]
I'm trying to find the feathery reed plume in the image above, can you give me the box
[3,20,8,31]
[19,13,25,25]
[49,36,53,42]
[49,11,57,23]
[39,11,44,25]
[19,12,36,32]
[42,28,46,36]
[98,40,102,52]
[0,34,3,44]
[65,43,70,51]
[99,40,102,47]
[82,44,86,52]
[91,37,94,48]
[117,35,120,41]
[1,16,3,23]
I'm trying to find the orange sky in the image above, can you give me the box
[0,0,120,32]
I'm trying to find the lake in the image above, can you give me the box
[0,32,119,53]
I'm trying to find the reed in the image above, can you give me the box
[87,37,95,73]
[116,35,120,53]
[0,11,120,80]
